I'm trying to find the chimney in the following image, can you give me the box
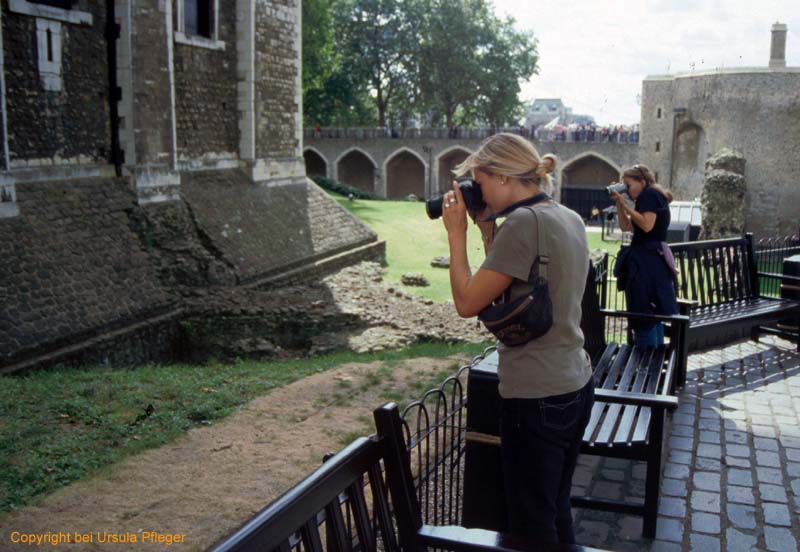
[769,22,787,69]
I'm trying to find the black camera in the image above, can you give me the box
[425,179,486,219]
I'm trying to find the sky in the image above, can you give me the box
[491,0,800,125]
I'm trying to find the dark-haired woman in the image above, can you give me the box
[611,164,678,347]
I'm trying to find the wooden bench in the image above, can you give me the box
[212,418,611,552]
[670,233,800,355]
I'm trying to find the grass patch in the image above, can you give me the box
[332,193,622,301]
[0,341,491,515]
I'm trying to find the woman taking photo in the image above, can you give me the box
[440,133,593,544]
[611,164,678,346]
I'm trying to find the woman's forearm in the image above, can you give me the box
[617,206,632,231]
[448,231,472,310]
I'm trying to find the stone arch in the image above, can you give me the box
[672,122,707,200]
[560,152,622,219]
[335,147,378,193]
[384,147,427,199]
[303,147,328,178]
[436,146,472,194]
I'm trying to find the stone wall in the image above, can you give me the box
[640,69,800,237]
[2,0,110,166]
[180,171,379,284]
[0,178,177,371]
[173,4,239,161]
[254,0,300,161]
[304,136,639,200]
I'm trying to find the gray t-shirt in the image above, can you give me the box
[481,201,592,399]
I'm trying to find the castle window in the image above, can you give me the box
[657,107,662,119]
[655,141,661,152]
[9,0,92,25]
[184,0,212,38]
[175,0,225,50]
[30,0,72,8]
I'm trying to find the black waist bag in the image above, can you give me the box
[478,206,553,347]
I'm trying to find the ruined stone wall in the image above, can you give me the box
[173,4,239,161]
[2,0,110,166]
[180,171,379,284]
[254,0,300,161]
[640,70,800,237]
[0,178,178,371]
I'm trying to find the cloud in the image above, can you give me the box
[492,0,800,125]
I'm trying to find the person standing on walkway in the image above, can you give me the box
[439,133,594,545]
[611,164,678,346]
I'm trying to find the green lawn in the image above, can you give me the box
[0,341,491,515]
[333,193,621,301]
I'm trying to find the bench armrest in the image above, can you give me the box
[593,388,679,410]
[676,298,699,307]
[418,524,603,552]
[599,310,690,325]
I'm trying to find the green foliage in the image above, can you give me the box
[302,0,376,126]
[312,175,382,200]
[302,0,538,127]
[0,342,490,514]
[418,0,538,127]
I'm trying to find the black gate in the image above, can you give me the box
[560,187,613,220]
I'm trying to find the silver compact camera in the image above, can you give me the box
[606,182,628,195]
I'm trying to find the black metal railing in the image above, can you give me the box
[397,346,494,527]
[755,233,800,297]
[304,127,641,144]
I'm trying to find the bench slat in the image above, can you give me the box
[347,478,375,552]
[582,344,620,444]
[368,463,399,552]
[301,518,325,552]
[583,344,628,444]
[593,343,620,386]
[632,347,668,443]
[595,347,641,445]
[325,494,352,552]
[613,348,654,445]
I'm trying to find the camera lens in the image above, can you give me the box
[425,197,444,219]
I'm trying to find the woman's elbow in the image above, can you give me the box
[454,299,482,318]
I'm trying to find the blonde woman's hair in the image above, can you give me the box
[453,133,556,191]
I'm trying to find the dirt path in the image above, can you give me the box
[0,355,470,551]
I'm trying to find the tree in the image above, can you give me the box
[302,0,375,126]
[333,0,420,128]
[302,0,537,128]
[417,0,536,129]
[474,17,538,127]
[418,0,491,129]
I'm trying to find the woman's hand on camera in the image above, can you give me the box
[611,191,629,214]
[442,181,467,235]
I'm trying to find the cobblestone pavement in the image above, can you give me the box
[572,336,800,551]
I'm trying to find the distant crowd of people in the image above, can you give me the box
[309,123,640,143]
[533,123,640,144]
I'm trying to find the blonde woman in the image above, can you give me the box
[440,133,593,544]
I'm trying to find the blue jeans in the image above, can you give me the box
[634,323,665,347]
[500,378,595,544]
